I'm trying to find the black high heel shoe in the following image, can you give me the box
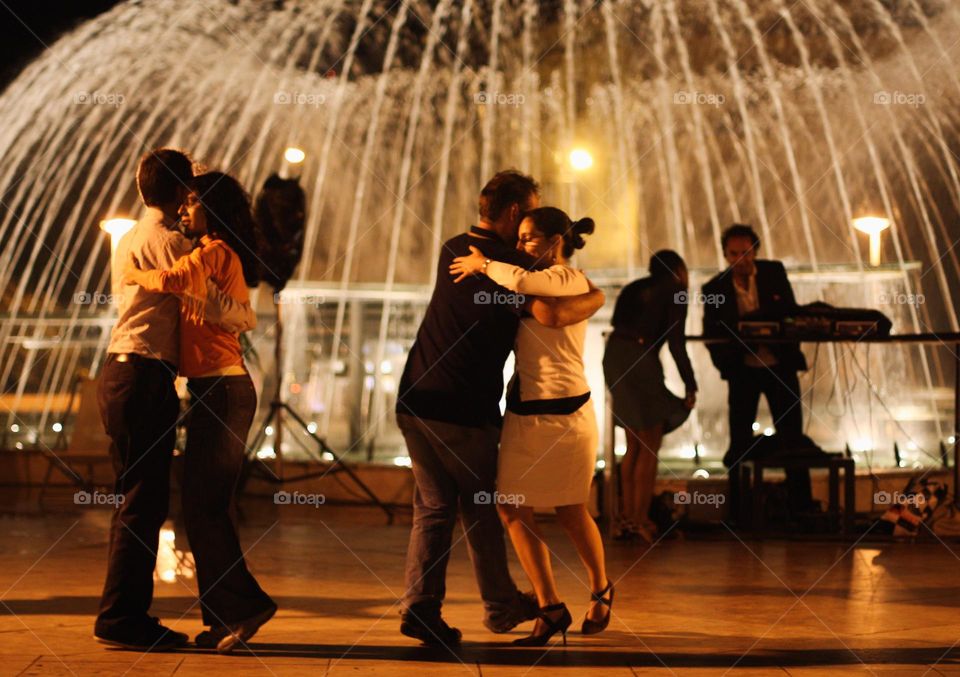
[581,581,614,635]
[513,602,572,647]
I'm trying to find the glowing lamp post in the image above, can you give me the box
[569,148,593,172]
[852,216,890,267]
[100,218,136,308]
[564,147,594,217]
[281,146,305,178]
[100,218,136,261]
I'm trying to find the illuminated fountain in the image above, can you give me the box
[0,0,958,468]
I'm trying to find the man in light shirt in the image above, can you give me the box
[702,224,813,521]
[94,149,255,651]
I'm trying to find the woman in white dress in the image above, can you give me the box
[449,206,611,647]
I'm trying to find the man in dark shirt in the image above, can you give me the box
[702,223,813,520]
[396,171,605,645]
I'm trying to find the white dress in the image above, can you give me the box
[485,261,599,507]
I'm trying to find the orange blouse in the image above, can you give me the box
[136,236,249,378]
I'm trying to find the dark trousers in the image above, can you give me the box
[182,374,273,627]
[397,414,521,624]
[96,354,179,632]
[725,366,813,513]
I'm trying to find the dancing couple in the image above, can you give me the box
[397,171,612,646]
[95,148,274,653]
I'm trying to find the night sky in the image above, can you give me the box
[0,0,122,93]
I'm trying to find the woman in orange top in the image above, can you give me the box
[124,171,275,654]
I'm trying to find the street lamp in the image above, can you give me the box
[569,148,593,172]
[284,147,306,164]
[852,216,891,267]
[281,146,305,178]
[99,218,136,260]
[100,218,136,308]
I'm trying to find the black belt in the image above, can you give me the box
[609,329,645,344]
[108,353,176,374]
[506,376,590,416]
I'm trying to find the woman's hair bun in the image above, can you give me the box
[569,217,595,250]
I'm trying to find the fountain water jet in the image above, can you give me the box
[0,0,957,466]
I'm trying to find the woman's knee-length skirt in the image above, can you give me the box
[497,400,598,508]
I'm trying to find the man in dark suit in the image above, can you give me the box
[702,224,813,517]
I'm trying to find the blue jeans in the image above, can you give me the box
[398,414,524,627]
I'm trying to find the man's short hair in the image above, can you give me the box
[721,223,761,251]
[136,148,194,207]
[478,170,540,222]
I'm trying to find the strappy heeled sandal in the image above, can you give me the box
[581,582,614,635]
[513,602,572,647]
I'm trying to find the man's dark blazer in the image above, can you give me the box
[702,259,808,381]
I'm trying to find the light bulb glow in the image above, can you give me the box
[284,147,306,164]
[569,148,593,171]
[100,218,137,239]
[853,216,891,266]
[852,216,891,235]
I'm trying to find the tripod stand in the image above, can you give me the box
[245,301,394,523]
